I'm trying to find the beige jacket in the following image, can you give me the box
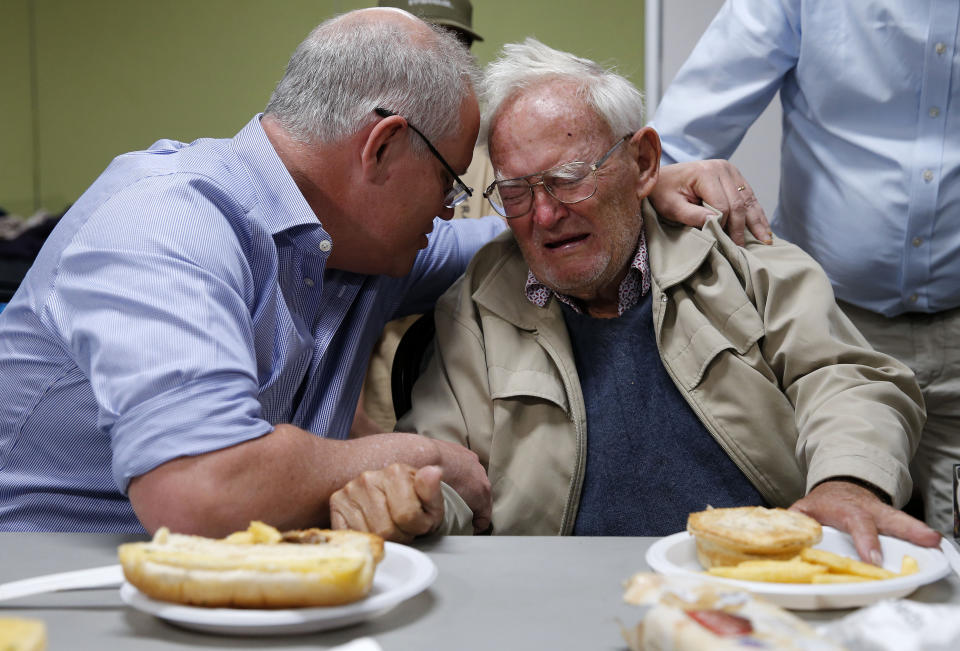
[399,202,924,535]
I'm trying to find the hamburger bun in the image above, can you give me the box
[118,521,384,608]
[687,506,822,569]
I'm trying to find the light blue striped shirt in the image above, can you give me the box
[0,115,504,532]
[652,0,960,316]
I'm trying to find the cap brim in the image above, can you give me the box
[431,19,484,42]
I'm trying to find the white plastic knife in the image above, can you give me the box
[0,564,124,602]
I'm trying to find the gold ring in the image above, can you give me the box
[736,185,746,192]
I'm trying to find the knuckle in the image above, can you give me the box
[373,524,400,541]
[394,503,423,526]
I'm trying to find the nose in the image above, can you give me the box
[530,184,565,229]
[439,204,455,221]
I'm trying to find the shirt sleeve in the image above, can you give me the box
[651,0,801,165]
[44,175,273,492]
[392,215,506,318]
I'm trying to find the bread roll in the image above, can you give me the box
[687,506,822,568]
[118,522,384,608]
[0,617,46,651]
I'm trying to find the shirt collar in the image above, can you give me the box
[524,226,651,316]
[232,114,327,238]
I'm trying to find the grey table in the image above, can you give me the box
[1,534,958,650]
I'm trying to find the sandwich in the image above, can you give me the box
[621,573,846,651]
[118,521,384,608]
[687,506,822,568]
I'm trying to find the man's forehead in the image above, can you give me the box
[491,94,609,169]
[499,81,583,123]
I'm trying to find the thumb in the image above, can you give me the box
[657,200,712,228]
[413,465,445,521]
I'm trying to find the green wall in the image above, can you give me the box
[2,0,644,217]
[1,0,36,217]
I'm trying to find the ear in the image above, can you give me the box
[630,127,662,199]
[360,115,409,184]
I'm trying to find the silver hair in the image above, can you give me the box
[480,38,645,146]
[264,13,480,154]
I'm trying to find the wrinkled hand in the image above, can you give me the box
[432,439,492,533]
[330,463,444,544]
[650,160,772,246]
[789,480,941,565]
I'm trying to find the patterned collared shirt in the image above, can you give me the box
[524,228,651,315]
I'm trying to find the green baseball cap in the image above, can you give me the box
[378,0,484,43]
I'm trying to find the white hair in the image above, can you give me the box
[264,14,480,153]
[480,38,645,145]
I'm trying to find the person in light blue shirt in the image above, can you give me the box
[651,0,960,533]
[0,7,763,537]
[0,8,506,536]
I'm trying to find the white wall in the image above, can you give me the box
[646,0,782,217]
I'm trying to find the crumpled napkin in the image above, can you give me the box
[818,599,960,651]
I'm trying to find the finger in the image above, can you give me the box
[718,175,747,246]
[844,513,884,566]
[710,161,770,247]
[359,472,416,544]
[873,506,942,548]
[725,167,771,244]
[654,194,714,228]
[471,491,492,534]
[742,193,773,244]
[685,170,730,224]
[330,498,348,530]
[413,465,445,524]
[378,466,436,539]
[329,488,373,535]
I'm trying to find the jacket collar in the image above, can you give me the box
[473,199,718,328]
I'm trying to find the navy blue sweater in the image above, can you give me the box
[562,293,766,536]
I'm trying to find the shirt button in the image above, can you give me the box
[910,294,919,303]
[929,106,941,118]
[660,295,668,303]
[912,237,923,247]
[318,240,332,252]
[936,42,947,55]
[304,277,315,287]
[923,169,934,182]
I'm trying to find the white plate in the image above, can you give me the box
[120,542,436,635]
[645,526,950,610]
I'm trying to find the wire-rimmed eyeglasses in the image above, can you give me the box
[482,134,633,219]
[374,107,473,209]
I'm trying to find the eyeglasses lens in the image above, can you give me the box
[444,184,471,209]
[489,163,596,218]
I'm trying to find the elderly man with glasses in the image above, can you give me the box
[332,39,942,564]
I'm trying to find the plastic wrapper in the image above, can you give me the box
[818,599,960,651]
[620,573,844,650]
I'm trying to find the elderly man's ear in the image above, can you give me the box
[630,127,662,199]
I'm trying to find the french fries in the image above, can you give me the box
[703,547,919,584]
[901,555,919,575]
[799,547,897,580]
[708,559,827,583]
